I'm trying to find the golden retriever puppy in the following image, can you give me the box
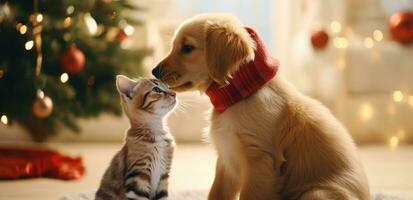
[152,13,370,200]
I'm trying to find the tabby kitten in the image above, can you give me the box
[95,75,177,200]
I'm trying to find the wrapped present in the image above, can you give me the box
[0,147,85,180]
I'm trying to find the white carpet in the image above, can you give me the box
[1,144,411,200]
[372,193,402,200]
[60,190,208,200]
[61,190,401,200]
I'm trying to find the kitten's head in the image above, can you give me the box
[116,75,177,120]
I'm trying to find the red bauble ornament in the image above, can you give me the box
[32,96,53,118]
[311,29,329,50]
[389,11,413,44]
[60,44,85,74]
[116,29,128,42]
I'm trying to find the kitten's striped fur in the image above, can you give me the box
[96,76,176,200]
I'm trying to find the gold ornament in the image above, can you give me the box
[32,90,53,118]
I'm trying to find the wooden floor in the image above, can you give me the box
[0,143,412,200]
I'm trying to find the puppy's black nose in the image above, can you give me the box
[152,66,162,79]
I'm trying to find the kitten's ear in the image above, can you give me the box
[116,75,136,98]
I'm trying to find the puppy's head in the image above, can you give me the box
[152,13,256,92]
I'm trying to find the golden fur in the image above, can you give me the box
[154,13,370,200]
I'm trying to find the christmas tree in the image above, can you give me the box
[0,0,150,141]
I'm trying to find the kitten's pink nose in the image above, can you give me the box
[169,91,176,97]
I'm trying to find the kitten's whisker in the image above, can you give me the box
[171,102,189,115]
[176,100,193,109]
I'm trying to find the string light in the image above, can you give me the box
[84,13,97,35]
[37,89,44,99]
[60,73,69,83]
[25,40,34,50]
[1,115,8,125]
[124,25,135,36]
[333,37,348,49]
[363,37,374,48]
[0,69,4,78]
[63,17,72,28]
[19,25,27,34]
[373,30,383,41]
[36,14,43,22]
[330,21,342,33]
[389,136,399,148]
[16,23,28,34]
[392,90,404,102]
[66,5,74,15]
[360,103,373,121]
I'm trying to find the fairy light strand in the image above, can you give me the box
[327,20,410,148]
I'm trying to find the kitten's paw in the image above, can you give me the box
[125,189,150,200]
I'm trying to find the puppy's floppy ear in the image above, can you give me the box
[204,17,255,85]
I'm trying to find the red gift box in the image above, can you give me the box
[0,147,85,180]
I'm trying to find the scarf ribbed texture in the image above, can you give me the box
[205,27,279,113]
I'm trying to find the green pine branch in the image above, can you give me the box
[0,0,151,141]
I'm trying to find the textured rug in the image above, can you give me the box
[60,190,208,200]
[372,193,402,200]
[61,190,401,200]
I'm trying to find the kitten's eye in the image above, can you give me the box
[152,86,162,93]
[181,44,194,54]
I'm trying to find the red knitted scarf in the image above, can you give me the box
[205,27,280,113]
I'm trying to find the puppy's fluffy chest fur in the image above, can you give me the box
[209,80,285,176]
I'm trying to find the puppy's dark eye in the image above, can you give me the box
[181,44,194,54]
[152,86,162,93]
